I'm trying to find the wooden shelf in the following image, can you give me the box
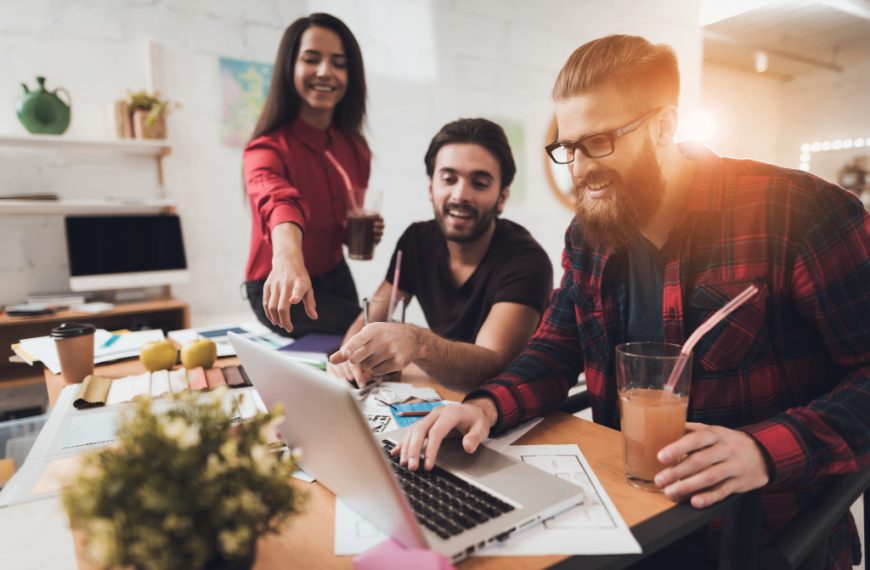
[0,199,175,215]
[0,134,170,157]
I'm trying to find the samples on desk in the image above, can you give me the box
[74,365,253,408]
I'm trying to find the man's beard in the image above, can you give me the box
[434,197,501,244]
[572,139,665,249]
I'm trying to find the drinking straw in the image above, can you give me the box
[387,250,403,323]
[324,149,361,214]
[664,284,759,392]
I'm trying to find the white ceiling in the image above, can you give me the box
[702,0,870,79]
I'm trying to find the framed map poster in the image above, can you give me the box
[219,57,273,147]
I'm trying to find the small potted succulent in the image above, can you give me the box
[61,387,302,570]
[126,90,179,139]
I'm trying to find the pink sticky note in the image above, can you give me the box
[353,538,455,570]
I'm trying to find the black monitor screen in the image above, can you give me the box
[65,215,188,276]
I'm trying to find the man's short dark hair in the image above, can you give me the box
[424,118,516,190]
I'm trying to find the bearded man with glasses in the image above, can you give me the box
[396,34,869,570]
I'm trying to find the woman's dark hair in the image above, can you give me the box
[424,118,516,190]
[250,13,367,141]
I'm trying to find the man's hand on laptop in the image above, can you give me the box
[392,398,498,471]
[330,323,420,382]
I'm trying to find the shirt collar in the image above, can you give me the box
[288,117,334,152]
[680,141,726,213]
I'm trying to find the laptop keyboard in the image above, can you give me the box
[381,440,515,540]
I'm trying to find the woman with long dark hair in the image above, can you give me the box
[243,13,381,337]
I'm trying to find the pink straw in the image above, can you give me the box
[387,250,403,322]
[664,284,759,392]
[324,149,361,214]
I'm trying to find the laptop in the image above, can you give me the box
[229,332,582,562]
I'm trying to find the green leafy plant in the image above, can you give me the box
[61,387,302,570]
[126,90,180,125]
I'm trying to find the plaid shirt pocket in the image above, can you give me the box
[568,283,610,364]
[687,281,769,372]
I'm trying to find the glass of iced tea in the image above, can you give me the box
[615,342,691,492]
[346,190,382,260]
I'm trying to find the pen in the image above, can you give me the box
[357,376,383,399]
[396,410,431,417]
[101,334,120,349]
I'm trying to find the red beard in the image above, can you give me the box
[572,139,665,249]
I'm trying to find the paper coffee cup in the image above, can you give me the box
[50,322,96,384]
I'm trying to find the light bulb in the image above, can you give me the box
[754,51,769,73]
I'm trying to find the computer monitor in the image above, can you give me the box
[65,214,191,292]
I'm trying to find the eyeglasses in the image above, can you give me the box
[545,107,662,164]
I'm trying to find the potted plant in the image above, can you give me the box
[126,90,179,139]
[61,387,303,570]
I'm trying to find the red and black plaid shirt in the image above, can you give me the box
[468,144,870,568]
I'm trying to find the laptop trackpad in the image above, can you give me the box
[437,440,525,491]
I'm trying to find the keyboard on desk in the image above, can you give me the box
[381,440,515,540]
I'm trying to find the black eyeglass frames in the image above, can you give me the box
[545,107,663,164]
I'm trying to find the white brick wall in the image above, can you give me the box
[701,59,870,184]
[0,0,702,325]
[701,63,784,164]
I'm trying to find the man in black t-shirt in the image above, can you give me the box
[329,118,553,391]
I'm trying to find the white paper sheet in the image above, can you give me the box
[59,412,119,451]
[95,329,164,361]
[360,396,400,433]
[335,498,389,555]
[482,445,641,555]
[0,497,76,569]
[362,382,441,405]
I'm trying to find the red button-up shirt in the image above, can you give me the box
[243,118,371,280]
[468,144,870,569]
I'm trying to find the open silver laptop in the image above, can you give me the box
[229,332,582,562]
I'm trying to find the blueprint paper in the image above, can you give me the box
[482,445,641,555]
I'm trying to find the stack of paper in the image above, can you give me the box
[17,329,165,374]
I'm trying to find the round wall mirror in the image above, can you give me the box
[544,115,575,211]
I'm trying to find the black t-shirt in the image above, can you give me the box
[385,219,553,343]
[614,234,667,342]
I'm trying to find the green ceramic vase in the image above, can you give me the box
[17,76,72,135]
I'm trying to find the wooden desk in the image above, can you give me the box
[60,360,755,569]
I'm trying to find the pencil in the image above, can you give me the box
[396,410,431,417]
